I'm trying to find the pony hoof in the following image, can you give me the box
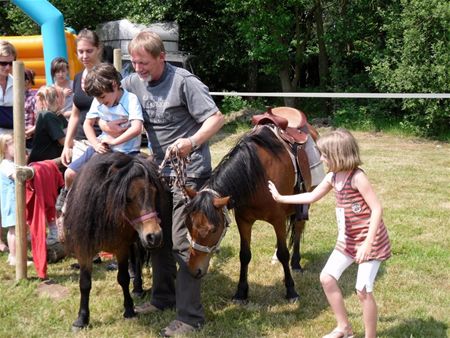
[123,310,137,319]
[71,324,88,333]
[232,298,249,305]
[287,296,299,304]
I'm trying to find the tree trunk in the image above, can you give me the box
[248,61,258,102]
[315,0,329,88]
[279,67,296,107]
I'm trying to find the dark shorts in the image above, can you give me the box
[68,146,96,173]
[68,147,141,173]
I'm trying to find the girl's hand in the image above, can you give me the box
[268,180,281,202]
[355,241,372,264]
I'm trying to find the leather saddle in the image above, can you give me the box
[251,106,314,192]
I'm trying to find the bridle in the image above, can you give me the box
[159,145,231,253]
[187,188,231,254]
[127,211,160,231]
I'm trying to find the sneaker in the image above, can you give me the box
[134,302,162,314]
[7,255,33,266]
[160,320,200,337]
[55,188,68,212]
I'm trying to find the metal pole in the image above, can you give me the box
[113,48,122,73]
[12,61,29,280]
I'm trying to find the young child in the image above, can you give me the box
[56,62,144,210]
[28,86,67,164]
[0,134,33,265]
[268,128,391,338]
[51,57,73,119]
[24,68,37,150]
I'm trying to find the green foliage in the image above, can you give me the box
[2,0,448,138]
[0,2,39,35]
[370,0,450,137]
[220,96,250,114]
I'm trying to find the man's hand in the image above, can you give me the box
[165,138,194,159]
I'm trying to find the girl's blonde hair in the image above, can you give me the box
[36,86,63,114]
[316,128,362,172]
[0,133,13,162]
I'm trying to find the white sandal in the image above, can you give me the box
[322,327,354,338]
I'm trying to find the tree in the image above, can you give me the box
[370,0,450,136]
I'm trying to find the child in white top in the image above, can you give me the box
[0,134,33,265]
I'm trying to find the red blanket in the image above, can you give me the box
[26,160,64,279]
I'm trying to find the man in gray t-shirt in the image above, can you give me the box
[122,64,218,179]
[106,31,224,336]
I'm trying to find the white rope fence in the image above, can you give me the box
[209,92,450,99]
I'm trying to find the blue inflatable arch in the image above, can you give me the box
[12,0,68,85]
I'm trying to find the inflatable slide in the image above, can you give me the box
[3,32,82,88]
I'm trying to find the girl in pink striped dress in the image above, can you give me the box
[268,128,391,338]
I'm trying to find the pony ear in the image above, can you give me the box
[185,187,198,199]
[213,196,230,208]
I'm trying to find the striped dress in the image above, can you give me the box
[332,169,391,261]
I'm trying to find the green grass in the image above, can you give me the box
[0,126,449,337]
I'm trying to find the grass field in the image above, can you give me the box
[0,125,449,338]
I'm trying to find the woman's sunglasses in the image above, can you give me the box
[0,61,13,67]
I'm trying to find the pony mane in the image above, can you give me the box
[208,125,286,208]
[64,152,167,256]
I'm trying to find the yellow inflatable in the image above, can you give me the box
[3,31,82,88]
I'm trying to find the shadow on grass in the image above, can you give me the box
[378,317,448,338]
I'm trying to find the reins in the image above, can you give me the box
[159,145,232,254]
[159,144,190,201]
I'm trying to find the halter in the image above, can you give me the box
[129,211,160,225]
[127,211,160,232]
[187,188,232,254]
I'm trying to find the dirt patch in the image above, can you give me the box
[37,280,70,300]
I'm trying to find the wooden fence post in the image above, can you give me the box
[13,61,33,280]
[113,48,122,73]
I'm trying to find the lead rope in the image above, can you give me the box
[159,145,190,201]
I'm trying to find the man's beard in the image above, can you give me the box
[139,74,152,83]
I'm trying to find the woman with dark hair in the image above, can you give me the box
[60,29,103,169]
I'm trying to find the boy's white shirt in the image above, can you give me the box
[86,89,144,153]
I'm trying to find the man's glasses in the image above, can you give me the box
[0,61,13,67]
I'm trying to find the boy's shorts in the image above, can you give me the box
[72,139,91,162]
[68,146,96,173]
[68,147,141,173]
[321,249,381,292]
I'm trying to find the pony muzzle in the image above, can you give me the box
[187,249,211,279]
